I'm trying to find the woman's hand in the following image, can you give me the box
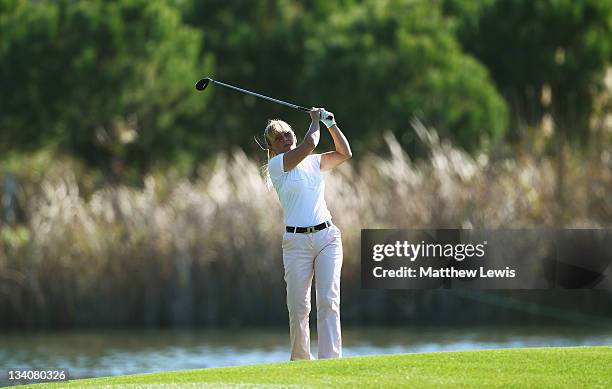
[320,110,337,128]
[309,107,322,122]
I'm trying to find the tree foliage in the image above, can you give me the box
[447,0,612,144]
[1,0,609,175]
[180,0,313,154]
[181,0,508,155]
[0,0,210,175]
[298,0,508,153]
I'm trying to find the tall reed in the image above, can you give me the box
[1,122,610,328]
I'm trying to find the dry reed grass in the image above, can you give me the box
[1,122,610,328]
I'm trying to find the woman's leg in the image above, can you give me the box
[283,233,315,360]
[314,225,343,359]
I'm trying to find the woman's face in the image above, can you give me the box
[271,130,296,154]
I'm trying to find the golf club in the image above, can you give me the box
[195,77,333,121]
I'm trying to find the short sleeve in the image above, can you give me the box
[268,154,285,179]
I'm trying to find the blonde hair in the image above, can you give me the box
[261,119,296,188]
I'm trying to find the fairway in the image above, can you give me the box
[24,346,611,388]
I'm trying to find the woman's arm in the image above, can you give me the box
[282,108,321,171]
[321,112,352,171]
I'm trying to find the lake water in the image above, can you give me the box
[1,326,611,386]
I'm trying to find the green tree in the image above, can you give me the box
[447,0,612,145]
[299,0,508,153]
[181,0,507,156]
[180,0,313,154]
[445,0,612,218]
[0,0,211,177]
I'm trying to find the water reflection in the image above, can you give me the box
[1,326,611,386]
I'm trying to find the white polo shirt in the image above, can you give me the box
[268,153,332,227]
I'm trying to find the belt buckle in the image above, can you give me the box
[306,226,315,233]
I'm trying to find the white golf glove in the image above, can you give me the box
[320,110,337,128]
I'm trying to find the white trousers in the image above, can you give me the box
[282,224,343,360]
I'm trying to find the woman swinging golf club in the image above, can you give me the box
[263,108,352,360]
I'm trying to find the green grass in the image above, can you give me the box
[25,347,611,388]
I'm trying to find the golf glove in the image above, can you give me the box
[320,110,337,128]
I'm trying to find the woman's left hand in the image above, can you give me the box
[320,110,336,128]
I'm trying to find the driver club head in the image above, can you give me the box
[195,78,211,91]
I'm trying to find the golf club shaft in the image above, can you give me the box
[210,79,310,112]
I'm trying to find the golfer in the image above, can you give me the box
[264,108,352,360]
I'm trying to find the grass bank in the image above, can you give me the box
[25,346,612,388]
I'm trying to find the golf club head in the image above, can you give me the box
[195,78,211,91]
